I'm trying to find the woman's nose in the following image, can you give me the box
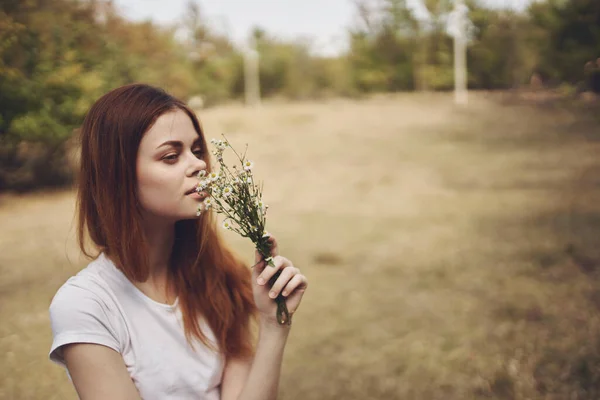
[187,153,207,177]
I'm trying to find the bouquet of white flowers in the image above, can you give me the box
[195,136,290,325]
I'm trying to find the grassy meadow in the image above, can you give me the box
[1,92,600,399]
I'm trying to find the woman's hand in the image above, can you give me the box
[252,236,308,327]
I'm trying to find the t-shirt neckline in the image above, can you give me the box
[98,252,180,311]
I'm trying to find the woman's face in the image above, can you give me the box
[136,109,207,223]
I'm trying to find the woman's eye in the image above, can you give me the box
[163,154,178,161]
[162,149,202,163]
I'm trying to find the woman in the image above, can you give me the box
[48,83,308,399]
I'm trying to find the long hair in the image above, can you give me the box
[76,83,257,359]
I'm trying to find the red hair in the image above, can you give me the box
[75,83,257,359]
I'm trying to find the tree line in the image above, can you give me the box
[1,0,599,191]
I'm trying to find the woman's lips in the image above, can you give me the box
[185,186,198,195]
[188,191,206,199]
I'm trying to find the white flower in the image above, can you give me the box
[223,219,233,230]
[216,140,228,150]
[255,200,267,213]
[199,179,210,190]
[246,177,252,184]
[196,206,202,217]
[210,138,218,144]
[262,230,270,238]
[203,198,213,209]
[197,170,207,179]
[208,171,220,182]
[222,186,234,197]
[243,160,254,171]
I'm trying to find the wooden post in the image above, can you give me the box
[244,48,261,107]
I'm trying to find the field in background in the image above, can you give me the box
[1,92,600,399]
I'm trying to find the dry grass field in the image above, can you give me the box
[1,92,600,399]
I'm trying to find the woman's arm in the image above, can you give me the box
[221,235,307,400]
[63,343,142,400]
[221,322,290,400]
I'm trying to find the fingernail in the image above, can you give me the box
[269,291,277,298]
[257,278,265,285]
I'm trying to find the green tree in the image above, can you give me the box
[348,0,419,92]
[529,0,600,85]
[467,5,534,89]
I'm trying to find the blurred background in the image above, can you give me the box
[1,0,600,399]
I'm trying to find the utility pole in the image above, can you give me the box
[243,36,261,107]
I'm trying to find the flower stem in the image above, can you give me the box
[256,237,291,326]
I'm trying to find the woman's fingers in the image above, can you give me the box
[283,273,308,313]
[255,255,291,285]
[265,265,298,298]
[280,273,307,297]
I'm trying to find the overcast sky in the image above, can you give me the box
[113,0,532,55]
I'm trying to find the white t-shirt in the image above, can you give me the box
[48,252,225,400]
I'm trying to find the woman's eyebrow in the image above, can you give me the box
[156,137,202,150]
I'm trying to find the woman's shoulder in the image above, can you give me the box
[50,253,120,312]
[48,254,128,365]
